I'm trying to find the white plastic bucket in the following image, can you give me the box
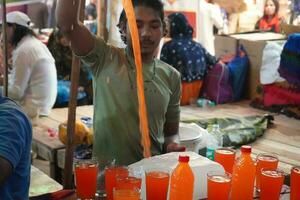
[179,123,206,153]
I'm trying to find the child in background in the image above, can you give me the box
[255,0,282,33]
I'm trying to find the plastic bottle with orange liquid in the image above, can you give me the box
[169,155,194,200]
[230,145,256,200]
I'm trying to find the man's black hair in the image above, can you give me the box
[132,0,164,22]
[121,0,164,23]
[8,23,36,47]
[117,0,165,44]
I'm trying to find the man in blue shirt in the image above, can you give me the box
[0,95,32,199]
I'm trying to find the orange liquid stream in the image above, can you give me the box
[122,0,151,158]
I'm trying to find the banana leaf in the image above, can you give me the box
[181,114,274,147]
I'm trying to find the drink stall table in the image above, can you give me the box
[32,101,300,185]
[31,106,93,181]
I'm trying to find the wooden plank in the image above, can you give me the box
[32,120,64,151]
[251,139,300,164]
[76,105,93,117]
[263,115,300,147]
[181,101,266,121]
[32,116,65,180]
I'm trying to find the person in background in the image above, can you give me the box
[0,95,32,199]
[85,0,97,34]
[47,29,73,80]
[161,13,218,105]
[107,0,126,48]
[45,0,57,28]
[228,0,263,33]
[56,0,185,166]
[0,11,57,118]
[47,29,93,106]
[85,0,97,20]
[255,0,282,33]
[197,0,224,55]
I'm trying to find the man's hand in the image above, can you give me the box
[165,142,186,153]
[0,156,13,188]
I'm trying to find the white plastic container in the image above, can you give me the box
[179,123,206,153]
[129,151,224,200]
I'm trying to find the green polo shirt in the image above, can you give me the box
[80,37,181,166]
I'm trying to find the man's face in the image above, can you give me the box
[126,6,164,58]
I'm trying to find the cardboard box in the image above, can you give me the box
[214,35,238,58]
[236,33,286,99]
[230,32,286,41]
[281,23,300,36]
[214,32,287,99]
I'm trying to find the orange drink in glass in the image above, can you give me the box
[291,166,300,200]
[259,169,284,200]
[105,166,129,200]
[214,148,236,174]
[146,170,170,200]
[113,188,140,200]
[255,153,278,191]
[116,176,142,190]
[207,171,231,200]
[74,159,99,199]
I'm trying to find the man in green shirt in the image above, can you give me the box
[56,0,185,166]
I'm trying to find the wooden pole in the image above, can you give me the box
[1,0,8,96]
[98,0,108,41]
[63,0,86,189]
[96,0,101,37]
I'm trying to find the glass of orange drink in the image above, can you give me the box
[105,165,129,200]
[74,158,99,199]
[207,171,231,200]
[145,167,170,200]
[116,174,142,190]
[259,169,285,200]
[255,153,279,191]
[214,147,236,174]
[113,187,140,200]
[290,166,300,200]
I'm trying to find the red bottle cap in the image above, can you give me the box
[241,145,252,153]
[179,155,190,162]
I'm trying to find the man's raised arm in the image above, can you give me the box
[56,0,95,56]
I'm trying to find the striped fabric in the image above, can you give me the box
[278,33,300,86]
